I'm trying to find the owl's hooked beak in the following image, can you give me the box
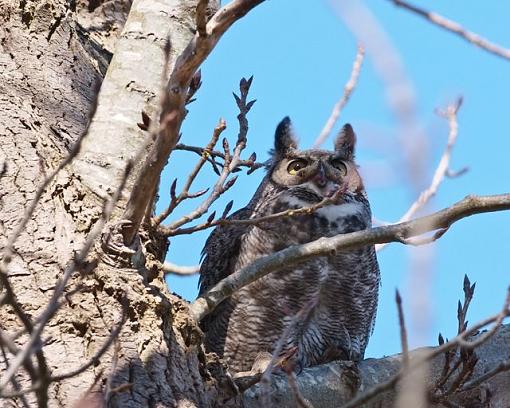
[313,162,342,198]
[313,162,328,188]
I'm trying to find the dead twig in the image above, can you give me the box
[153,119,226,225]
[162,186,346,237]
[121,0,265,246]
[459,359,510,392]
[285,370,315,408]
[314,46,365,147]
[389,0,510,61]
[434,275,476,394]
[158,77,256,236]
[339,289,510,408]
[162,262,200,275]
[174,143,262,174]
[0,156,134,393]
[0,92,99,407]
[260,298,318,407]
[377,98,464,251]
[395,290,409,368]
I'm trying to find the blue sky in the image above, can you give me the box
[158,1,510,358]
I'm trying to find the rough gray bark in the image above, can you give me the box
[244,324,510,407]
[0,1,221,407]
[1,0,508,407]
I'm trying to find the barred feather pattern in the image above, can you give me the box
[199,119,380,374]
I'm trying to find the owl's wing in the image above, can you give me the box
[198,206,253,295]
[198,207,253,354]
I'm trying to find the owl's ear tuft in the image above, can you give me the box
[273,116,298,157]
[334,123,356,160]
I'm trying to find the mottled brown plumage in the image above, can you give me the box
[199,117,380,374]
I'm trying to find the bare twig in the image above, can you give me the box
[174,143,263,174]
[314,46,365,147]
[395,290,409,368]
[433,275,477,395]
[330,0,424,188]
[162,186,346,237]
[0,341,31,407]
[459,359,510,392]
[0,93,99,407]
[285,370,315,408]
[104,339,120,405]
[162,262,200,275]
[377,98,463,251]
[191,193,510,322]
[260,298,318,407]
[389,0,510,61]
[456,289,510,349]
[0,95,96,265]
[121,0,265,246]
[339,290,510,408]
[158,77,255,236]
[0,157,134,392]
[153,119,226,225]
[458,274,475,335]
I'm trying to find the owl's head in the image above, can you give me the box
[268,117,364,200]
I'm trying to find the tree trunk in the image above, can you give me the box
[1,1,509,407]
[0,1,220,406]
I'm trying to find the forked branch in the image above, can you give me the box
[120,0,265,246]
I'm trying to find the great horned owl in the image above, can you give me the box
[198,117,380,374]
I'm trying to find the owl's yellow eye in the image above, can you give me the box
[287,159,308,175]
[330,158,347,175]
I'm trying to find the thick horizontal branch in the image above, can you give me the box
[243,324,510,407]
[190,193,510,321]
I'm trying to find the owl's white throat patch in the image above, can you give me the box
[280,195,365,223]
[316,201,365,223]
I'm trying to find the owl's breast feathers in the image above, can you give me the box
[198,183,379,373]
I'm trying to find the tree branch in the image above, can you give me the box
[389,0,510,61]
[376,98,464,250]
[158,76,256,237]
[121,0,265,245]
[243,319,510,407]
[190,193,510,321]
[162,262,200,275]
[313,46,365,147]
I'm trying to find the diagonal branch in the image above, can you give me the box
[190,193,510,321]
[376,98,464,251]
[121,0,265,246]
[313,46,365,147]
[389,0,510,61]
